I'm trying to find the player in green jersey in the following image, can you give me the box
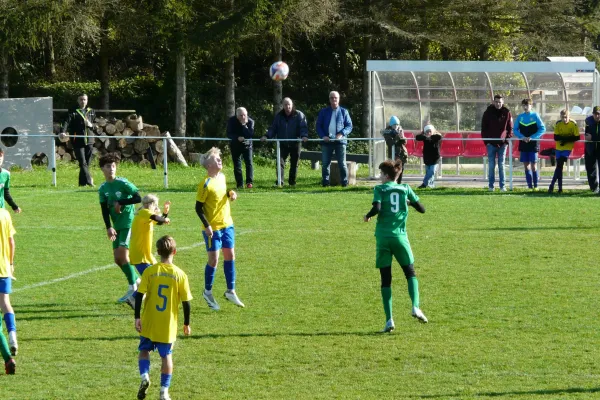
[364,160,428,332]
[98,153,142,306]
[0,150,21,214]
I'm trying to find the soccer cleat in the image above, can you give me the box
[224,291,245,307]
[203,290,220,311]
[159,390,171,400]
[4,358,15,375]
[412,308,428,323]
[118,287,136,303]
[382,319,395,333]
[125,295,136,310]
[137,376,151,400]
[8,333,17,357]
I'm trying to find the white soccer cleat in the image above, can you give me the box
[137,376,150,400]
[203,290,220,311]
[159,390,171,400]
[382,319,395,333]
[8,332,17,356]
[224,291,245,308]
[412,307,428,323]
[118,287,136,303]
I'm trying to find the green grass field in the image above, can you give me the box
[1,161,600,399]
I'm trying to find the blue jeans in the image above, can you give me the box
[422,164,437,187]
[321,142,348,186]
[487,144,507,189]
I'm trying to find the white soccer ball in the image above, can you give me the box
[269,61,289,81]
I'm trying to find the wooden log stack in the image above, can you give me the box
[54,114,189,167]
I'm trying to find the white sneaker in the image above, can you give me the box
[382,319,395,333]
[224,291,245,307]
[500,187,507,192]
[137,376,150,400]
[203,290,220,311]
[488,187,495,192]
[159,390,171,400]
[8,332,17,356]
[118,287,136,303]
[412,307,428,323]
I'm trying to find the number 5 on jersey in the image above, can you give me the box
[156,284,169,311]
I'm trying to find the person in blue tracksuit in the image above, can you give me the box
[513,98,546,189]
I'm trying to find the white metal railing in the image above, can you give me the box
[1,133,590,190]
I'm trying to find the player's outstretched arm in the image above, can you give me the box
[117,192,142,206]
[409,201,425,214]
[182,301,191,336]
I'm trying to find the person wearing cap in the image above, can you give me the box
[381,116,408,183]
[316,91,353,187]
[513,98,546,190]
[481,94,513,192]
[59,93,98,187]
[415,124,442,188]
[584,106,600,193]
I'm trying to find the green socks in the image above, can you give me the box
[407,277,420,308]
[0,332,11,362]
[120,262,138,285]
[381,287,393,321]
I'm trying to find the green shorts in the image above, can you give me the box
[375,235,414,268]
[112,228,131,250]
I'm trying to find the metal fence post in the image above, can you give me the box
[276,139,282,186]
[163,137,168,189]
[51,135,57,186]
[509,140,513,191]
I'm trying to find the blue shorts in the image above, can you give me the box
[135,263,152,275]
[203,225,235,252]
[0,277,12,294]
[138,336,173,358]
[519,151,538,163]
[555,150,571,159]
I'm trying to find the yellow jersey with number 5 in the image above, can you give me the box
[137,262,192,343]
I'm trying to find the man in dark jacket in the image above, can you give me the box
[59,94,97,186]
[226,107,254,188]
[584,106,600,192]
[481,94,513,192]
[260,98,308,186]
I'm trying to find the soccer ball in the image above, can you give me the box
[269,61,289,81]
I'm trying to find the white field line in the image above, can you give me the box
[13,242,204,293]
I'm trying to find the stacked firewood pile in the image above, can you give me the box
[54,114,188,166]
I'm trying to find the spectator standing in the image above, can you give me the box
[481,94,513,192]
[381,116,408,183]
[513,98,546,190]
[227,107,254,189]
[415,124,442,189]
[584,106,600,193]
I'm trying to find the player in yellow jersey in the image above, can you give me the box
[0,209,16,373]
[130,194,171,276]
[134,236,192,400]
[196,147,245,310]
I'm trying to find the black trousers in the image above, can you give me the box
[277,142,302,185]
[74,144,93,186]
[231,142,253,187]
[585,143,600,191]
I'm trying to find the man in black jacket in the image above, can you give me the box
[59,94,97,187]
[226,107,254,189]
[261,98,308,186]
[584,106,600,192]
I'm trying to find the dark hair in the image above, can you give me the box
[99,153,120,168]
[78,93,88,98]
[493,94,504,100]
[379,160,403,180]
[156,235,176,258]
[521,98,532,106]
[0,149,4,156]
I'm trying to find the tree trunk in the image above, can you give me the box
[0,49,8,98]
[361,36,372,138]
[225,57,235,118]
[340,36,349,93]
[99,16,110,113]
[272,36,283,115]
[46,33,56,81]
[175,47,186,150]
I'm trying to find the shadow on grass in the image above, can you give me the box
[417,387,600,398]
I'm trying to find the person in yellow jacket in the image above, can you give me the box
[549,109,580,193]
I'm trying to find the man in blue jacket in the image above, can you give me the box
[227,107,254,188]
[584,106,600,193]
[261,98,308,186]
[316,91,353,187]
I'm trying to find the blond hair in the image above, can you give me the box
[156,235,176,258]
[138,194,159,213]
[200,147,221,168]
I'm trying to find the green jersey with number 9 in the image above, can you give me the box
[373,182,419,238]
